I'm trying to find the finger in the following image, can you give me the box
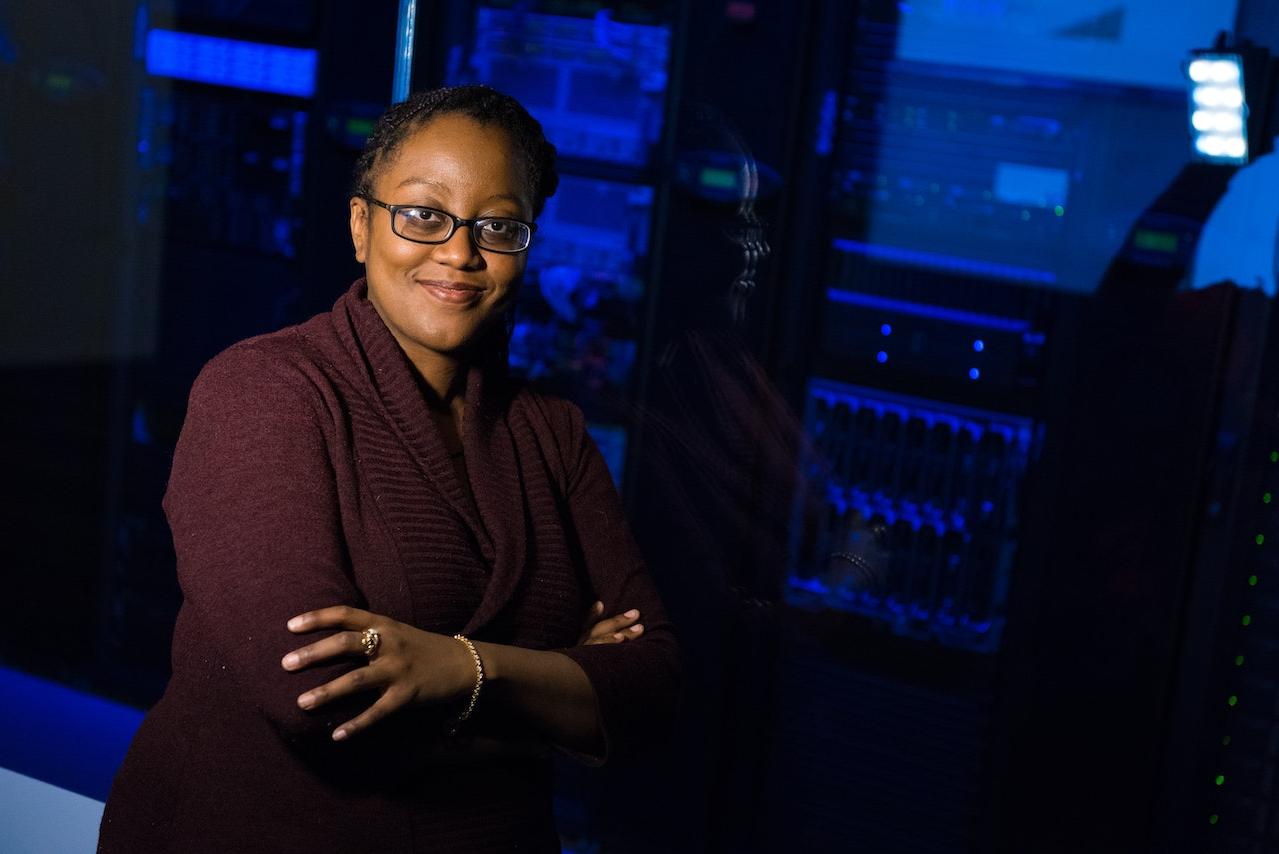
[611,624,644,642]
[287,605,374,633]
[282,630,365,670]
[586,622,645,646]
[296,661,386,711]
[576,601,607,645]
[332,687,409,742]
[588,609,641,640]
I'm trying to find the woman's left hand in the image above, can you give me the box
[281,606,474,742]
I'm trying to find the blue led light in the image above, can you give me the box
[969,367,980,380]
[881,323,893,336]
[827,288,1031,333]
[973,339,985,352]
[145,29,318,97]
[877,351,889,364]
[832,237,1058,285]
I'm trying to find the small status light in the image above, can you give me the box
[1209,814,1219,825]
[969,368,980,380]
[1248,575,1258,586]
[1215,774,1225,786]
[1242,615,1252,626]
[699,167,738,191]
[1235,655,1244,666]
[1256,534,1266,545]
[1192,109,1244,133]
[973,339,985,352]
[1228,695,1238,706]
[1264,492,1272,503]
[1195,135,1248,159]
[876,351,888,364]
[1189,59,1241,83]
[881,323,892,336]
[1270,451,1277,462]
[1192,86,1244,108]
[1054,205,1065,217]
[1222,735,1231,746]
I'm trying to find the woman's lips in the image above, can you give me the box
[417,279,484,306]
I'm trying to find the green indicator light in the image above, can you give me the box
[1271,451,1278,463]
[1257,534,1266,546]
[1133,229,1178,252]
[1222,735,1231,746]
[1235,655,1245,666]
[699,167,738,190]
[1249,575,1259,586]
[1242,615,1252,626]
[1054,205,1065,217]
[1228,695,1238,707]
[345,118,374,138]
[1264,492,1273,504]
[1216,774,1225,785]
[1209,814,1219,825]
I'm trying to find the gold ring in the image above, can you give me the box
[360,627,381,658]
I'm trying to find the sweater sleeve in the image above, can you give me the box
[555,404,682,765]
[163,343,380,747]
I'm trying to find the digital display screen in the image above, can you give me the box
[895,0,1238,90]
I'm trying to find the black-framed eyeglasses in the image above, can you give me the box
[360,195,535,254]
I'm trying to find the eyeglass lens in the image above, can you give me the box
[393,207,530,251]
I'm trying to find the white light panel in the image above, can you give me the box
[1186,54,1249,165]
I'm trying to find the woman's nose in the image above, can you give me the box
[431,223,484,268]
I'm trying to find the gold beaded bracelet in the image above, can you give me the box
[448,634,484,736]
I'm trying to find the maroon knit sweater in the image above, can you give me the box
[97,279,680,853]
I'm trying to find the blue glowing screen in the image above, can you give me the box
[586,422,628,489]
[829,2,1203,293]
[896,0,1238,90]
[454,6,671,168]
[144,29,317,98]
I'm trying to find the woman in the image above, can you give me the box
[98,84,681,853]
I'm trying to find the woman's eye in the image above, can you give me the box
[482,220,513,234]
[407,208,446,224]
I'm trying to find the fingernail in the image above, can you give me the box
[282,653,299,669]
[624,609,639,619]
[287,617,302,630]
[614,632,625,641]
[298,694,313,709]
[630,624,643,633]
[333,728,347,741]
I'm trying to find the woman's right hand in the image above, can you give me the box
[578,600,643,645]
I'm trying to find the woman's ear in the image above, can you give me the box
[349,196,369,263]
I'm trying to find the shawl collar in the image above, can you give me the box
[327,278,530,636]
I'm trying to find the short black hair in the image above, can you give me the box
[351,84,559,218]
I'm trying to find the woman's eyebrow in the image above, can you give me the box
[395,176,447,191]
[394,176,523,206]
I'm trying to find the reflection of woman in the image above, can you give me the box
[98,85,680,853]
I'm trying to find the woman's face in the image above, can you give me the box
[349,113,532,365]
